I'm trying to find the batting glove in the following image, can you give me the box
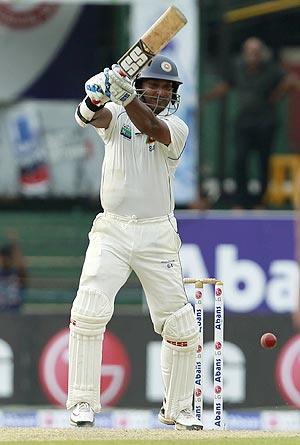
[85,68,111,106]
[109,64,136,107]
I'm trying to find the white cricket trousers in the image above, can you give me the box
[79,211,188,333]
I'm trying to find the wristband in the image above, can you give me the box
[85,96,103,112]
[76,96,105,125]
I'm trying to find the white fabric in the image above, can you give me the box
[109,66,136,107]
[78,211,186,334]
[75,106,88,127]
[161,304,199,420]
[66,287,114,412]
[85,71,111,106]
[95,102,188,218]
[69,87,190,414]
[75,99,95,128]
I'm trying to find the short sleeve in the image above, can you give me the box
[159,115,189,160]
[94,102,123,143]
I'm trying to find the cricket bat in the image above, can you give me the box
[118,6,187,79]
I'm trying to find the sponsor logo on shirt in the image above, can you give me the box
[120,124,132,140]
[161,259,175,269]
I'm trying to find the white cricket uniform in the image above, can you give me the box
[67,101,198,416]
[96,102,187,218]
[79,102,189,333]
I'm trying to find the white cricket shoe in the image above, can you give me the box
[70,402,95,427]
[158,407,203,430]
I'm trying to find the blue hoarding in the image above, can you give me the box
[177,211,299,315]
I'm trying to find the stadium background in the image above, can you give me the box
[0,0,300,431]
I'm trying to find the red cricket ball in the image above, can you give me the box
[260,332,277,349]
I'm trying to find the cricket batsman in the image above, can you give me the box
[66,55,202,431]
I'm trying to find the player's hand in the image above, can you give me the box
[85,69,111,106]
[108,64,136,107]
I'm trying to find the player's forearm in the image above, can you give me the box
[125,98,170,144]
[75,97,112,129]
[90,107,112,129]
[125,98,161,134]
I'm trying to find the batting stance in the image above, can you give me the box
[67,55,202,431]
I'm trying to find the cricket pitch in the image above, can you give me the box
[0,428,300,445]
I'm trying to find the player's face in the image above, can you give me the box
[141,79,173,114]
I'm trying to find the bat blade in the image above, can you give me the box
[118,6,187,79]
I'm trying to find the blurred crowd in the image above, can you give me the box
[191,36,300,211]
[0,232,27,312]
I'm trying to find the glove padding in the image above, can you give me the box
[109,64,136,107]
[85,68,111,106]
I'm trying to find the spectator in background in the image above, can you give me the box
[0,236,27,311]
[202,37,300,209]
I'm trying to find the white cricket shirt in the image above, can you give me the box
[94,102,189,218]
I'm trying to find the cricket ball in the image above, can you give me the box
[260,332,277,349]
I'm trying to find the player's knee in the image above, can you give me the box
[70,287,113,335]
[162,303,198,350]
